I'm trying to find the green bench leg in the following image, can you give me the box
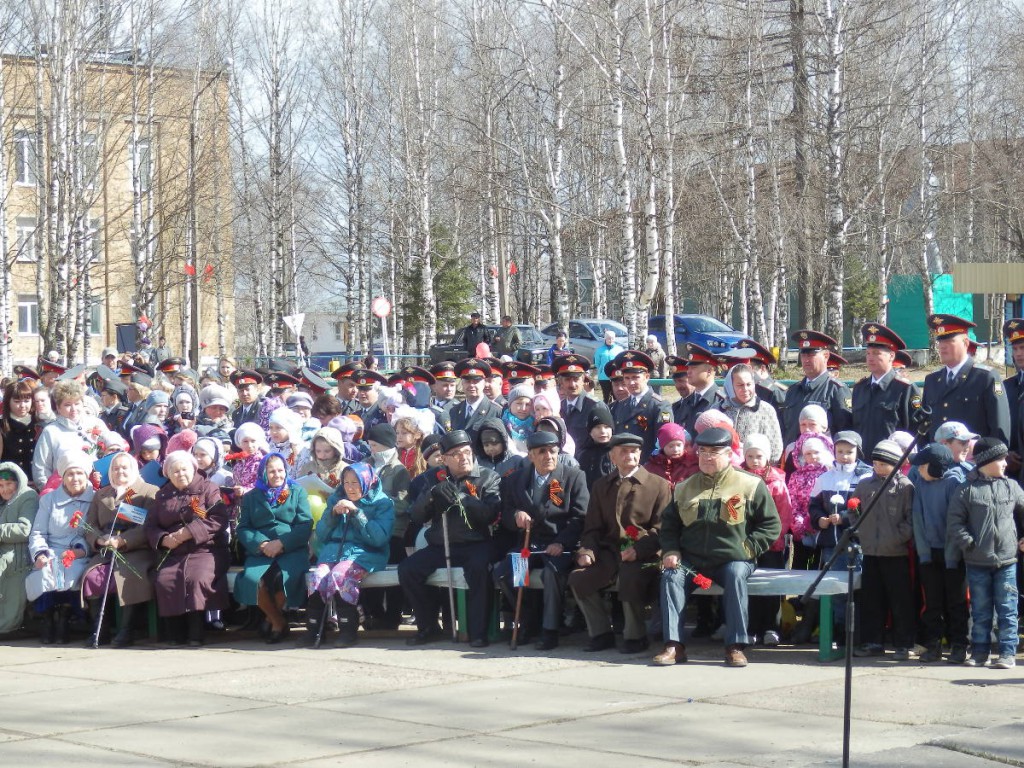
[818,595,843,662]
[456,589,469,642]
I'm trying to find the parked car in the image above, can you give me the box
[427,325,550,365]
[539,319,628,362]
[646,314,747,352]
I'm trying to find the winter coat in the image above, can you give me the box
[0,462,38,632]
[410,464,500,547]
[370,450,411,538]
[570,466,670,602]
[849,472,914,557]
[807,460,872,549]
[316,483,395,572]
[643,452,692,489]
[911,470,963,567]
[32,417,98,488]
[576,436,614,489]
[662,465,781,573]
[235,484,313,609]
[28,482,95,590]
[499,461,588,550]
[473,417,523,479]
[947,474,1024,568]
[81,480,159,606]
[744,464,793,552]
[722,397,784,464]
[145,474,229,615]
[0,417,38,481]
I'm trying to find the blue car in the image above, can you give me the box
[646,314,747,352]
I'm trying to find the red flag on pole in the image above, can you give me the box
[509,262,518,276]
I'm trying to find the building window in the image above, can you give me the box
[15,216,37,262]
[83,218,101,263]
[82,134,98,187]
[14,129,38,186]
[334,321,344,341]
[90,295,102,335]
[17,295,38,335]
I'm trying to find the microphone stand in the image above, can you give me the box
[800,406,932,768]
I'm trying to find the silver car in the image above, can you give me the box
[540,318,629,362]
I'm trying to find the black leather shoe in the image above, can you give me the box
[583,632,616,652]
[266,625,291,645]
[469,638,489,648]
[621,637,650,654]
[535,630,559,651]
[406,628,443,646]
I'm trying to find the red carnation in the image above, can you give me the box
[520,548,530,560]
[69,511,84,529]
[694,573,713,590]
[624,525,641,541]
[89,471,101,490]
[61,549,76,568]
[846,498,861,510]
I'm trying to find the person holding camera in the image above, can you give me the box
[398,430,500,647]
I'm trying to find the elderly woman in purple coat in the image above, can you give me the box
[144,450,229,646]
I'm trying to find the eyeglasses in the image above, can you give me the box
[696,447,728,456]
[445,447,473,459]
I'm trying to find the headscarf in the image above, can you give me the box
[56,449,93,477]
[255,452,294,505]
[343,462,379,498]
[268,407,302,440]
[108,451,141,490]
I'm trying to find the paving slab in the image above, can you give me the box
[804,744,1013,767]
[930,721,1024,764]
[0,738,174,767]
[304,675,675,732]
[62,704,462,768]
[150,656,478,704]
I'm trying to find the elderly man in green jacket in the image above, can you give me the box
[654,427,781,668]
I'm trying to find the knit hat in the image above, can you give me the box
[694,408,734,434]
[871,439,903,467]
[234,421,269,452]
[657,422,689,448]
[56,449,93,477]
[743,433,772,457]
[286,392,314,410]
[910,442,953,478]
[586,404,614,430]
[366,422,397,450]
[163,449,199,477]
[130,423,168,457]
[889,431,916,457]
[199,384,233,411]
[328,415,358,443]
[798,404,828,429]
[972,437,1008,470]
[167,429,198,455]
[143,390,170,411]
[268,406,302,439]
[508,384,535,403]
[97,430,129,454]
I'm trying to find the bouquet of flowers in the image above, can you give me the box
[69,509,142,578]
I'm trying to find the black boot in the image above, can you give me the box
[186,611,205,647]
[40,607,56,645]
[55,605,71,644]
[113,604,136,648]
[336,600,359,648]
[86,598,112,647]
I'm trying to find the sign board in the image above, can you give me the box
[371,297,391,318]
[282,313,305,338]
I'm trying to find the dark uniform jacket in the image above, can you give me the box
[102,405,131,436]
[922,358,1010,443]
[232,400,264,430]
[449,397,503,439]
[851,369,921,454]
[499,462,588,550]
[781,372,852,444]
[356,402,388,431]
[410,464,501,546]
[561,395,600,452]
[672,383,725,435]
[1003,371,1024,453]
[756,381,787,416]
[610,389,672,460]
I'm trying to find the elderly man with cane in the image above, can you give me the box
[398,430,501,648]
[654,427,781,668]
[493,431,589,650]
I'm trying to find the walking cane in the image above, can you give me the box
[315,513,350,649]
[91,515,122,649]
[510,524,531,651]
[440,501,459,642]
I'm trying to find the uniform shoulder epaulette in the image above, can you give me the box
[775,382,788,392]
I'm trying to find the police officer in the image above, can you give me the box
[1001,319,1024,473]
[230,370,265,429]
[330,362,361,416]
[851,322,921,454]
[554,354,596,450]
[351,369,390,430]
[429,361,459,412]
[781,329,852,444]
[502,361,540,390]
[672,344,725,434]
[663,355,692,403]
[735,338,787,414]
[448,358,502,438]
[921,314,1010,443]
[609,350,672,460]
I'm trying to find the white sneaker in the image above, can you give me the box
[964,655,989,667]
[763,630,780,646]
[991,655,1016,669]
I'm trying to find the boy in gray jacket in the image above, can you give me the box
[947,437,1024,669]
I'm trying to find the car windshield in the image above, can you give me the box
[683,316,735,334]
[517,326,544,343]
[587,321,627,337]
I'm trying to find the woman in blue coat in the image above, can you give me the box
[235,453,313,644]
[303,462,394,647]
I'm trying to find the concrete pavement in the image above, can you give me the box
[1,632,1021,767]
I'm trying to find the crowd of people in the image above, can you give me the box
[0,312,1021,671]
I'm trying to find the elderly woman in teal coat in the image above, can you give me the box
[301,462,394,647]
[234,453,313,644]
